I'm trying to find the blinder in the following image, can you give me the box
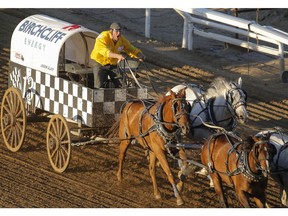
[226,87,247,110]
[172,98,191,121]
[252,141,270,175]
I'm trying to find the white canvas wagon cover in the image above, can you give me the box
[10,14,98,76]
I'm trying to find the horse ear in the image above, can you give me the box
[237,77,243,87]
[246,135,255,144]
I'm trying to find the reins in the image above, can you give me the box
[117,58,159,99]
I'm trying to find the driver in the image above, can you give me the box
[90,22,145,88]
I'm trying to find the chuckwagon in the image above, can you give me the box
[1,14,151,173]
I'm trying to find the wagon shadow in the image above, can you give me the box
[67,157,119,173]
[20,142,45,152]
[20,124,47,152]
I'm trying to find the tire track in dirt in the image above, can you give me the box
[0,152,143,207]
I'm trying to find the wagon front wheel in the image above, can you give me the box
[46,114,71,173]
[1,87,26,152]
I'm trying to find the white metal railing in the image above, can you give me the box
[144,8,288,82]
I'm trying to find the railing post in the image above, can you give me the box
[182,19,188,48]
[188,22,194,50]
[145,8,151,38]
[278,42,285,73]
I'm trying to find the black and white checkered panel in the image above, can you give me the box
[34,70,94,127]
[33,71,149,127]
[92,88,149,127]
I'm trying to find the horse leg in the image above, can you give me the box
[176,148,187,193]
[281,188,287,207]
[236,190,250,207]
[155,150,184,206]
[117,139,131,181]
[252,195,268,208]
[210,173,228,207]
[148,151,161,200]
[280,175,288,207]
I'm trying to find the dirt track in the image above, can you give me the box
[0,9,288,208]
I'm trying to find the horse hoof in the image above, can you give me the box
[116,174,122,182]
[177,198,184,206]
[195,168,208,176]
[155,194,161,200]
[176,182,183,193]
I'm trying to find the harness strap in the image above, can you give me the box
[156,102,179,141]
[137,100,182,156]
[207,98,235,130]
[238,148,266,182]
[138,103,157,149]
[206,132,266,183]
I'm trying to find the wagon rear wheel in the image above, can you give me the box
[1,87,26,152]
[46,114,71,173]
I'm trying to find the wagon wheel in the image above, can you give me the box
[1,87,27,152]
[46,114,71,173]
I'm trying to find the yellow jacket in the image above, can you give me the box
[90,30,141,66]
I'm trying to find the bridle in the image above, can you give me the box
[155,97,190,141]
[239,141,270,182]
[137,96,189,143]
[225,84,247,119]
[171,98,191,125]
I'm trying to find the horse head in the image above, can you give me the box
[167,88,190,135]
[226,77,249,124]
[245,135,276,178]
[254,130,278,165]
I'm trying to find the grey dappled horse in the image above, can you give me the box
[170,77,248,142]
[256,128,288,207]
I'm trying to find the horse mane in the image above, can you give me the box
[243,135,269,152]
[242,136,255,152]
[158,92,171,104]
[206,77,232,98]
[159,88,179,104]
[160,88,186,104]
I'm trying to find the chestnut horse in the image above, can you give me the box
[201,131,275,207]
[117,89,190,206]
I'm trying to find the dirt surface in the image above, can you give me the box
[0,9,288,208]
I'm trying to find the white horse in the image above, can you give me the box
[256,128,288,207]
[170,77,249,142]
